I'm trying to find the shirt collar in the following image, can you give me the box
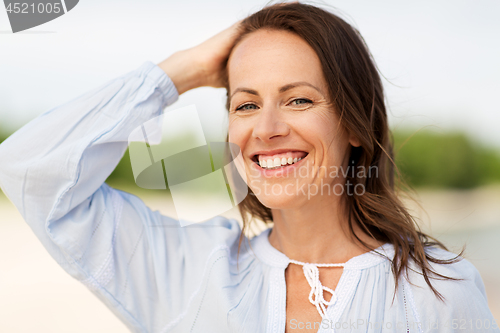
[251,227,395,270]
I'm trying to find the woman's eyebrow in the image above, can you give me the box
[230,88,259,100]
[278,81,322,94]
[230,81,323,101]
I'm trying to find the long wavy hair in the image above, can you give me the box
[224,2,463,300]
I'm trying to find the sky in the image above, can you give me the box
[1,0,499,147]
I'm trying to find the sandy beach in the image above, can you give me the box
[1,186,499,332]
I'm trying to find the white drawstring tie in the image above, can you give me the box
[289,260,345,319]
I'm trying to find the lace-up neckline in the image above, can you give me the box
[288,259,345,319]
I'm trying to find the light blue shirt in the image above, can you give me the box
[0,62,497,333]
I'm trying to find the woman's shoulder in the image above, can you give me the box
[405,245,486,300]
[423,246,483,281]
[402,246,497,331]
[374,243,484,298]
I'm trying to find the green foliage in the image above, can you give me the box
[393,129,500,189]
[104,147,170,196]
[0,130,10,145]
[106,148,135,185]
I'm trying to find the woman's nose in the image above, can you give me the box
[251,106,290,143]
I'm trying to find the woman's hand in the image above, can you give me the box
[158,21,241,95]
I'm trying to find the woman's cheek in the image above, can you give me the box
[227,117,239,143]
[228,118,250,147]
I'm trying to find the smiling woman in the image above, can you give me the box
[0,2,498,333]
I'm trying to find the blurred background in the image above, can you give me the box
[1,0,499,331]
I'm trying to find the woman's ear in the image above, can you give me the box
[349,133,361,147]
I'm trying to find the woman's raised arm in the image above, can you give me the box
[0,22,244,333]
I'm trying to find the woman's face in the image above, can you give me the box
[227,29,358,210]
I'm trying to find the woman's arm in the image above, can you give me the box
[0,62,177,254]
[0,23,242,332]
[0,62,181,332]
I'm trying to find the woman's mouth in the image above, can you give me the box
[252,151,308,170]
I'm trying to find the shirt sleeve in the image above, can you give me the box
[0,62,242,332]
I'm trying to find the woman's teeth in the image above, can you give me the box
[258,156,302,169]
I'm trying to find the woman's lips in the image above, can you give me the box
[248,152,309,178]
[256,151,308,169]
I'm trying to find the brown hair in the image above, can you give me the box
[225,2,463,300]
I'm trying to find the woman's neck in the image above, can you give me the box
[268,196,383,263]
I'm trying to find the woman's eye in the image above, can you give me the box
[290,98,313,106]
[236,103,258,111]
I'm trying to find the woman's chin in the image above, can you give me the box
[253,192,307,211]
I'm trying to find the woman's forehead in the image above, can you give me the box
[227,29,327,93]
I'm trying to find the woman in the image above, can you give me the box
[0,3,497,332]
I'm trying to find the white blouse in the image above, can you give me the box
[0,61,497,333]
